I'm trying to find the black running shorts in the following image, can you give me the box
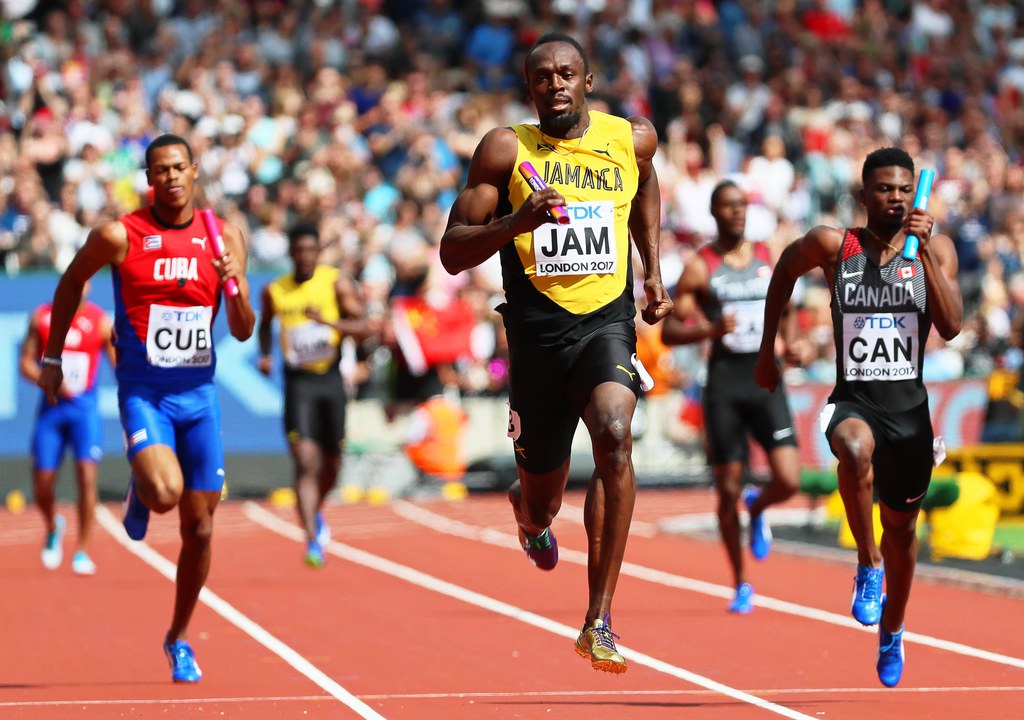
[506,322,640,475]
[283,368,347,453]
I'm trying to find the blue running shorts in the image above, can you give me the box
[119,382,225,492]
[31,392,103,471]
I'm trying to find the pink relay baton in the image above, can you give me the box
[199,208,239,297]
[518,161,570,225]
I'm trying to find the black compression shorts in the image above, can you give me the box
[822,399,934,512]
[283,368,347,453]
[506,322,640,475]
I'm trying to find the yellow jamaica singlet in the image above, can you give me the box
[267,265,342,374]
[499,110,639,347]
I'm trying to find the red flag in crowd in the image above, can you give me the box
[391,296,477,375]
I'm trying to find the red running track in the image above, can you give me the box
[1,487,1022,719]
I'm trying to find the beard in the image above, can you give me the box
[546,107,582,134]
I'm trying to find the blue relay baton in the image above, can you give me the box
[902,168,935,261]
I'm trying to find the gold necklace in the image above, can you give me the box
[861,225,899,254]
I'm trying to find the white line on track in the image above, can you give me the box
[94,506,387,720]
[4,685,1023,709]
[244,503,819,720]
[390,500,1024,671]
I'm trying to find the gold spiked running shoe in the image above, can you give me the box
[574,614,627,674]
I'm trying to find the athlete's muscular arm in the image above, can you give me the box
[256,285,275,376]
[629,116,673,325]
[440,127,566,275]
[215,222,256,341]
[661,256,734,345]
[754,225,842,392]
[307,273,379,340]
[906,208,962,340]
[38,221,128,404]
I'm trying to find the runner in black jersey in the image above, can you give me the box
[755,147,962,688]
[663,181,800,615]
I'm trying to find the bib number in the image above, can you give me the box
[61,350,90,396]
[533,201,616,277]
[146,304,213,368]
[285,321,336,367]
[721,299,765,353]
[842,312,917,381]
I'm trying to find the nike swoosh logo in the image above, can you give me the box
[842,271,863,278]
[905,490,927,504]
[616,365,636,381]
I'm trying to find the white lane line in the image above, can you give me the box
[5,685,1023,708]
[245,503,818,720]
[391,500,1024,671]
[94,506,387,720]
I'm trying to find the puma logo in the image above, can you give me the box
[593,143,612,157]
[537,142,558,153]
[616,364,636,381]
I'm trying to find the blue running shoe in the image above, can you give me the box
[728,582,754,614]
[518,527,558,570]
[742,486,772,560]
[121,474,150,541]
[41,514,66,570]
[305,539,325,568]
[851,564,884,625]
[877,621,905,687]
[315,511,331,547]
[164,639,202,683]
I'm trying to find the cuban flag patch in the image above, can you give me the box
[143,235,163,251]
[899,265,916,279]
[129,428,148,447]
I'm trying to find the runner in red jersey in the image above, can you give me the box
[20,283,114,575]
[38,134,255,684]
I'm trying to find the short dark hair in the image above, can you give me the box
[710,179,742,209]
[862,147,914,185]
[287,220,320,248]
[145,133,193,168]
[525,33,590,77]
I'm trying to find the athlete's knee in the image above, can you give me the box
[141,477,182,514]
[832,434,874,480]
[589,412,633,468]
[181,511,215,545]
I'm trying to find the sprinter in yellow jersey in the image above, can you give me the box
[258,221,375,567]
[440,33,673,673]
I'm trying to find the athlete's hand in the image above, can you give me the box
[903,208,935,252]
[212,251,242,293]
[717,313,738,338]
[256,355,272,376]
[512,187,568,234]
[37,364,63,405]
[753,350,780,393]
[305,307,325,324]
[641,278,673,324]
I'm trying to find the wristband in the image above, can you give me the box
[41,357,62,367]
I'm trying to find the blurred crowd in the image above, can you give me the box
[3,0,1024,413]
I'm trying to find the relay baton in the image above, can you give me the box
[518,161,570,225]
[199,208,239,297]
[902,168,935,261]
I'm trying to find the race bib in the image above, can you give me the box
[285,321,336,367]
[721,299,765,354]
[61,350,90,396]
[146,304,213,368]
[842,312,918,381]
[533,201,616,277]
